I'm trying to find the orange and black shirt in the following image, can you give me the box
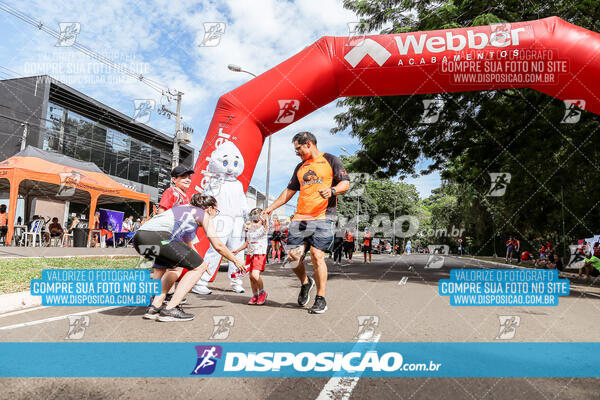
[287,152,349,221]
[363,233,372,246]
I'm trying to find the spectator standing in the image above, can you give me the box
[0,204,8,244]
[505,236,514,263]
[332,224,344,265]
[343,229,354,262]
[513,237,521,264]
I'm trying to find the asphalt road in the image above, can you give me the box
[1,254,599,399]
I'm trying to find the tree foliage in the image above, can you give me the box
[334,0,600,255]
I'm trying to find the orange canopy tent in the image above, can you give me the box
[0,146,149,245]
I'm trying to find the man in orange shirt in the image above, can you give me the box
[263,132,350,314]
[363,228,373,263]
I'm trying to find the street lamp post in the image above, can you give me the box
[227,64,272,208]
[393,195,397,251]
[340,147,359,236]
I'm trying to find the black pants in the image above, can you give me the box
[133,230,203,270]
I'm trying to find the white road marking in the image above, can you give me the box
[0,306,48,319]
[0,306,121,330]
[316,333,381,400]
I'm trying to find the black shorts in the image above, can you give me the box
[287,219,335,252]
[133,230,203,270]
[363,244,372,253]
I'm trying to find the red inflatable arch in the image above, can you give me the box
[188,16,600,261]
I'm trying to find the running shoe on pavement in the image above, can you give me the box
[232,284,245,293]
[248,295,258,305]
[191,285,212,295]
[257,291,268,305]
[157,305,194,322]
[309,295,328,314]
[143,305,162,320]
[298,276,315,307]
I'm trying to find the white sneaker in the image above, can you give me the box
[191,285,212,295]
[232,285,245,293]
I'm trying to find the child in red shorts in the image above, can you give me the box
[233,208,268,305]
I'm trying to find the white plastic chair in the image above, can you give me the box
[62,232,73,247]
[23,220,43,247]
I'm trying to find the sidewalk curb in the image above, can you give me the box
[0,290,42,314]
[455,256,580,279]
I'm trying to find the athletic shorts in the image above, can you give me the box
[363,244,372,253]
[133,230,203,270]
[286,219,334,252]
[246,254,267,272]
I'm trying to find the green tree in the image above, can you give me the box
[333,0,600,256]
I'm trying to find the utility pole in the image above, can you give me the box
[173,92,182,168]
[393,195,397,250]
[158,91,187,168]
[20,123,28,150]
[561,186,566,259]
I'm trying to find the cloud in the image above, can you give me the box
[0,0,439,200]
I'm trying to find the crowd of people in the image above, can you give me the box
[505,236,565,270]
[0,209,146,247]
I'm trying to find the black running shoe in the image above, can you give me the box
[164,293,187,305]
[298,276,315,307]
[143,305,162,320]
[157,305,194,322]
[309,295,328,314]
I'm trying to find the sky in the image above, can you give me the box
[0,0,441,199]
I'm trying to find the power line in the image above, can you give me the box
[0,1,172,95]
